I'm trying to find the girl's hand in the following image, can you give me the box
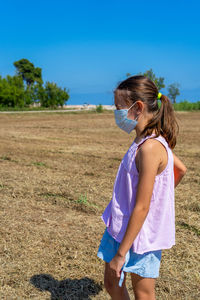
[108,253,126,279]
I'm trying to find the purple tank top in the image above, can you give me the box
[101,134,175,254]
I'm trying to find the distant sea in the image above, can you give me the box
[67,92,114,106]
[67,89,200,105]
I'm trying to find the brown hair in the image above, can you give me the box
[115,75,179,149]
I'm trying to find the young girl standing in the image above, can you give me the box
[97,75,187,300]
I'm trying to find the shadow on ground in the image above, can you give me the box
[30,274,103,300]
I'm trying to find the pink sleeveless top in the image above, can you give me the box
[102,134,175,254]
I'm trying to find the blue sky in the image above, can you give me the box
[0,0,200,104]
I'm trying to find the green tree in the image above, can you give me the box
[13,58,43,88]
[139,68,165,90]
[0,60,70,109]
[41,82,69,108]
[0,75,25,107]
[32,83,45,105]
[167,83,180,103]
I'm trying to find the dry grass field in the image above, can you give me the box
[0,110,199,300]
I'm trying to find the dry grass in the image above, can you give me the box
[0,111,199,299]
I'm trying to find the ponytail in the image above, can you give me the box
[141,94,179,149]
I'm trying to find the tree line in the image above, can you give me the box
[0,59,69,108]
[0,60,181,109]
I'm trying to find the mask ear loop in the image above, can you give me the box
[128,102,139,121]
[127,102,136,111]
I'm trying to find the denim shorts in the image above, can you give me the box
[97,228,162,286]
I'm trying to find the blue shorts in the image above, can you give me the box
[97,228,162,286]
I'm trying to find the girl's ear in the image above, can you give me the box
[135,100,144,113]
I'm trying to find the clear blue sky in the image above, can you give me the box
[0,0,200,104]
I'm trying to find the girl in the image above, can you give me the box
[97,75,187,300]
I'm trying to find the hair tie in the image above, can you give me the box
[157,92,162,99]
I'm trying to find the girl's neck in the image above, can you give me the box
[134,128,156,144]
[134,112,155,141]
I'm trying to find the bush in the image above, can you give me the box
[173,101,200,111]
[96,104,103,113]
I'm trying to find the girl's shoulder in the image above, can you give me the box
[136,136,169,163]
[137,135,167,152]
[135,136,170,175]
[136,138,164,160]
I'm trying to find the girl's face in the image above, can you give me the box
[114,90,129,110]
[114,89,141,121]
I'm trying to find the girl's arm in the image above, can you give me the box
[173,153,187,187]
[109,140,161,277]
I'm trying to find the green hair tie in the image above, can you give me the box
[157,92,162,99]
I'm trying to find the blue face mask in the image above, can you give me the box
[114,102,138,134]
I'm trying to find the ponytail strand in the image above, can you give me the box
[141,94,179,149]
